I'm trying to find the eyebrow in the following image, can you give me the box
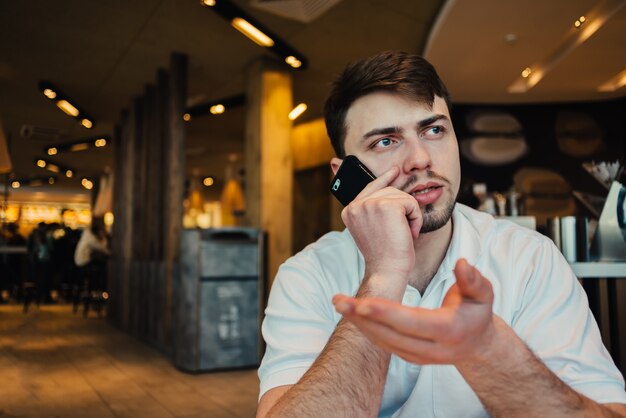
[361,114,449,141]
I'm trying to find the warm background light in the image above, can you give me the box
[210,104,225,114]
[203,177,214,186]
[81,119,93,129]
[56,100,79,117]
[285,56,302,68]
[288,103,307,121]
[43,89,56,99]
[70,143,90,152]
[231,17,274,47]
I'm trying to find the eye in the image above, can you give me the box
[373,137,394,148]
[422,125,445,138]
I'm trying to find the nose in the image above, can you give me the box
[402,137,432,173]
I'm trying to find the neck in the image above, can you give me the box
[408,219,454,293]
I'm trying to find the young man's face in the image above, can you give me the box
[333,91,460,233]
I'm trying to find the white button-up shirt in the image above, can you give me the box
[259,204,626,417]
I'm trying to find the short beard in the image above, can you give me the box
[400,170,456,234]
[420,198,456,233]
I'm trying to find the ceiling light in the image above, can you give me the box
[57,100,80,117]
[183,113,191,121]
[201,0,307,70]
[508,2,620,94]
[81,178,93,190]
[11,181,20,189]
[70,143,90,152]
[210,104,225,114]
[44,136,111,154]
[288,103,307,121]
[48,177,55,185]
[186,94,245,119]
[231,17,274,47]
[285,56,302,68]
[521,67,532,78]
[598,69,626,92]
[39,81,96,128]
[35,158,75,177]
[43,89,57,99]
[203,177,215,186]
[66,170,73,178]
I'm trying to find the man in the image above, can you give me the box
[257,51,626,417]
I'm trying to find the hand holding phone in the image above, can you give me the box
[330,155,376,206]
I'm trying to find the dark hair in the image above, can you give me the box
[324,51,451,157]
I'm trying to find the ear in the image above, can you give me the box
[330,157,343,175]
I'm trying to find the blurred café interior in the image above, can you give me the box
[1,0,626,415]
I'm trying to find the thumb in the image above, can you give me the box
[453,258,493,305]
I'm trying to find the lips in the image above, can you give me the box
[408,182,444,205]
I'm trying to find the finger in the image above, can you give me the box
[354,165,400,200]
[453,259,494,305]
[338,296,450,340]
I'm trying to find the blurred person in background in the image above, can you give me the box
[4,223,26,300]
[74,217,110,311]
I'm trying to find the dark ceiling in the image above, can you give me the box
[1,0,625,203]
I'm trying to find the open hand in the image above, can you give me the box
[333,259,497,365]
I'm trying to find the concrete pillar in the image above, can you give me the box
[244,57,293,287]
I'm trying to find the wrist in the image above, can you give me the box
[357,270,409,301]
[456,316,520,373]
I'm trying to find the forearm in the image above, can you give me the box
[266,276,403,418]
[267,319,390,418]
[457,319,623,418]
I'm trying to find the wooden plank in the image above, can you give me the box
[163,53,187,347]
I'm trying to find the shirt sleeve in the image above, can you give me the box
[511,238,626,405]
[258,251,340,400]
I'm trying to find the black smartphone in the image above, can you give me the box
[330,155,376,206]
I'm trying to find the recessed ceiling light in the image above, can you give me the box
[210,104,225,114]
[48,147,57,155]
[285,56,302,68]
[288,103,307,121]
[43,89,57,99]
[81,119,93,129]
[57,100,79,117]
[521,67,532,78]
[183,113,191,121]
[231,17,274,47]
[37,159,46,168]
[203,177,214,186]
[201,0,216,6]
[11,181,20,189]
